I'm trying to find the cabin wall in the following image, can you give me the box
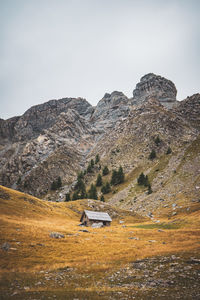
[88,219,111,226]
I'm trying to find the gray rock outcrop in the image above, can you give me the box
[131,73,177,108]
[91,91,130,132]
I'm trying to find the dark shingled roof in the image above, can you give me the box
[82,210,112,222]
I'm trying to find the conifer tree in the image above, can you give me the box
[51,181,57,190]
[149,149,156,160]
[95,154,100,164]
[137,172,145,185]
[102,166,109,176]
[105,182,111,193]
[72,191,79,200]
[77,171,84,180]
[101,182,111,194]
[57,176,62,188]
[118,166,124,184]
[65,193,71,202]
[91,159,94,168]
[148,184,153,194]
[111,170,118,185]
[80,189,87,199]
[100,195,105,202]
[96,173,103,186]
[166,146,172,155]
[87,164,92,173]
[88,184,98,200]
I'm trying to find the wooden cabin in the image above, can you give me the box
[80,210,112,227]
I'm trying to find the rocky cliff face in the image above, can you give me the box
[174,93,200,130]
[0,97,92,143]
[132,73,177,108]
[90,91,130,133]
[0,73,199,207]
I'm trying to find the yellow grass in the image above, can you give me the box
[0,185,200,277]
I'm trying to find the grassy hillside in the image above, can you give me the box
[0,185,200,299]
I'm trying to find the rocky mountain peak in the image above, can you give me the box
[132,73,177,108]
[90,91,130,131]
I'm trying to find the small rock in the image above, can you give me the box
[79,229,89,232]
[172,212,177,216]
[1,242,10,251]
[50,232,65,239]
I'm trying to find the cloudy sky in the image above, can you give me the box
[0,0,199,119]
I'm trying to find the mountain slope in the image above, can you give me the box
[0,74,199,214]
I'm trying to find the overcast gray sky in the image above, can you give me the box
[0,0,199,119]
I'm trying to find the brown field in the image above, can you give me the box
[0,185,200,299]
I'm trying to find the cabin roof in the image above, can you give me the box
[82,210,112,222]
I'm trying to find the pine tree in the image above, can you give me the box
[96,174,103,186]
[91,159,94,168]
[77,171,84,180]
[111,170,118,185]
[137,172,145,185]
[80,189,87,199]
[51,181,57,190]
[88,184,98,200]
[101,182,111,194]
[65,193,71,202]
[57,176,62,188]
[166,146,172,155]
[74,176,86,199]
[75,177,85,191]
[147,184,153,194]
[105,182,111,193]
[118,166,124,184]
[87,164,92,173]
[100,195,105,202]
[102,166,109,176]
[149,149,156,160]
[95,154,100,164]
[72,191,79,200]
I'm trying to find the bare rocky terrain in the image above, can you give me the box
[0,73,199,213]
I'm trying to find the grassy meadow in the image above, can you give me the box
[0,185,200,299]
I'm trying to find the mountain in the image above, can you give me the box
[0,73,199,216]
